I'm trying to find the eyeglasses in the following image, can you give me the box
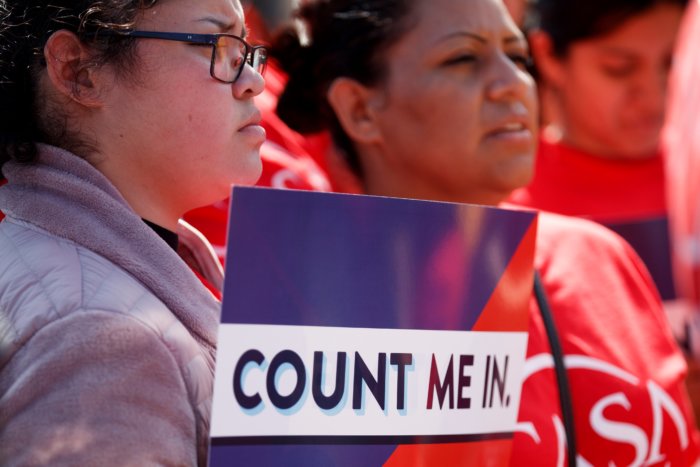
[97,30,268,83]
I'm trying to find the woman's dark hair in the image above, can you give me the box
[0,0,159,177]
[274,0,414,177]
[533,0,688,56]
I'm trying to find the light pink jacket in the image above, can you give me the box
[0,145,222,466]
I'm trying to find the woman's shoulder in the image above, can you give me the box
[501,204,637,264]
[535,210,637,260]
[532,210,663,314]
[1,218,87,315]
[1,217,146,301]
[533,210,662,300]
[0,217,183,345]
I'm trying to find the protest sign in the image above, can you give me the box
[210,187,537,466]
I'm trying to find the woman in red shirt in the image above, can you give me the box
[273,0,700,464]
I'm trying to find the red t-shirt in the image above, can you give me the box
[509,137,676,300]
[510,136,667,222]
[513,211,699,465]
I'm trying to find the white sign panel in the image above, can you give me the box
[211,324,527,440]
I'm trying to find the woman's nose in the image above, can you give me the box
[486,51,534,103]
[628,64,668,116]
[233,63,266,100]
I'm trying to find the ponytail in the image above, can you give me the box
[274,0,413,177]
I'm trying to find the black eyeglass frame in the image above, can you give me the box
[96,30,268,83]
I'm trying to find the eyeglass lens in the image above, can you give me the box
[213,35,266,82]
[251,47,268,76]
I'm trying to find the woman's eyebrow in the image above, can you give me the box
[195,16,246,37]
[504,35,528,49]
[435,31,488,45]
[598,46,638,60]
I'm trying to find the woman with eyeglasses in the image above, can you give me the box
[182,0,337,265]
[274,0,700,464]
[0,0,265,464]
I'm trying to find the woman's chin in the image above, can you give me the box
[502,154,535,191]
[231,153,264,187]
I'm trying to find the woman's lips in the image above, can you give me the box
[484,122,533,144]
[239,112,267,143]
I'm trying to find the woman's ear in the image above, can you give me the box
[528,29,565,88]
[327,77,383,145]
[44,30,104,108]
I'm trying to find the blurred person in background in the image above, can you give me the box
[663,0,700,427]
[509,0,687,311]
